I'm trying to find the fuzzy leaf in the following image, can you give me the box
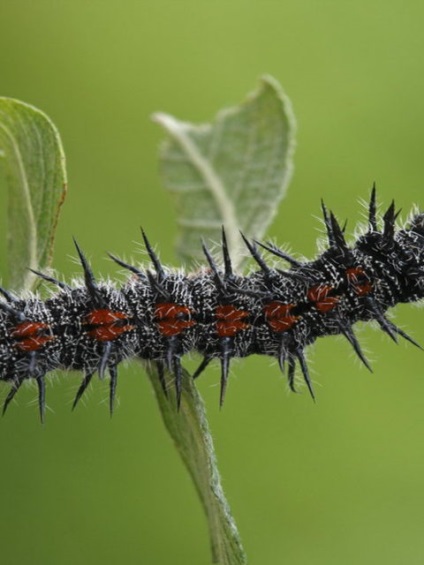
[0,98,67,291]
[153,75,296,270]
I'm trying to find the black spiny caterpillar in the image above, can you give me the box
[1,188,423,421]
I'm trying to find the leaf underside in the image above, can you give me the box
[154,75,296,271]
[0,98,67,291]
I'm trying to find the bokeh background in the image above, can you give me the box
[1,2,424,564]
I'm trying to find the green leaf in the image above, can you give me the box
[148,367,247,565]
[152,77,296,564]
[0,98,67,291]
[153,75,296,270]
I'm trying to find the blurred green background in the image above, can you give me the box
[1,2,424,564]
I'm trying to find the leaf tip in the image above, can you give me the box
[151,112,179,132]
[257,74,297,132]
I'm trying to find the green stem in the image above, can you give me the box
[148,365,247,565]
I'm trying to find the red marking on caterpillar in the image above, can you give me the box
[84,309,134,342]
[11,322,54,352]
[263,302,300,332]
[155,303,195,337]
[307,285,339,313]
[215,305,250,337]
[346,267,373,296]
[1,187,423,420]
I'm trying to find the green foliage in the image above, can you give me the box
[0,98,67,291]
[154,76,296,270]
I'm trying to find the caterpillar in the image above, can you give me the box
[1,187,423,421]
